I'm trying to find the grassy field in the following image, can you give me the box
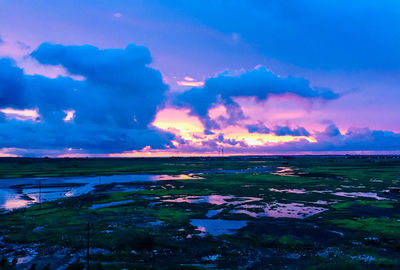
[0,156,399,269]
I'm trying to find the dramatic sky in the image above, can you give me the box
[0,0,400,157]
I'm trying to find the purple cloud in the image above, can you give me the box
[0,43,175,154]
[273,126,310,137]
[174,66,339,129]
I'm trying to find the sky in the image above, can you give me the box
[0,0,400,157]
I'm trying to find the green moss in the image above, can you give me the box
[153,208,190,223]
[331,200,394,210]
[330,218,400,237]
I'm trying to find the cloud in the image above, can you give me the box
[0,43,175,155]
[267,125,400,152]
[171,124,400,154]
[246,123,270,134]
[323,124,342,137]
[177,76,204,87]
[0,58,27,108]
[273,126,310,137]
[174,66,339,129]
[0,120,174,154]
[29,43,168,128]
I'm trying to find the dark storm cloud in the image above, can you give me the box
[174,66,339,129]
[0,43,174,154]
[273,126,310,137]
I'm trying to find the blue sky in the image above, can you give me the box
[0,1,399,156]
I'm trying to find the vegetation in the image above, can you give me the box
[0,156,399,269]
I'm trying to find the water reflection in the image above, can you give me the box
[269,188,306,194]
[89,200,135,210]
[0,174,200,211]
[333,192,388,200]
[271,167,297,177]
[190,219,248,236]
[162,195,262,205]
[206,209,223,218]
[230,202,327,219]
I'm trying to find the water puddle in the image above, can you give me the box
[0,174,200,210]
[312,200,330,205]
[206,209,223,218]
[230,202,327,219]
[269,188,307,194]
[89,200,135,210]
[161,195,262,206]
[333,192,388,200]
[190,219,248,236]
[17,255,35,265]
[270,167,297,177]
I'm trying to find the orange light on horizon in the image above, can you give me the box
[221,126,316,146]
[153,108,205,141]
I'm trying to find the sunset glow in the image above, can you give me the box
[0,1,399,157]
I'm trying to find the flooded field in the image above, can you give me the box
[0,174,200,211]
[0,156,399,269]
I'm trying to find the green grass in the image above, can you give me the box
[330,218,400,238]
[331,200,394,210]
[1,156,400,269]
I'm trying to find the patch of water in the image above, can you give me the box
[312,200,330,205]
[230,202,327,219]
[190,219,248,236]
[269,188,307,194]
[161,195,262,206]
[206,209,223,218]
[89,200,135,209]
[270,167,297,177]
[0,174,200,210]
[17,255,34,265]
[0,189,38,210]
[333,192,388,200]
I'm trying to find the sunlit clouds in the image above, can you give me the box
[0,108,40,121]
[177,76,204,87]
[63,110,75,122]
[1,1,400,157]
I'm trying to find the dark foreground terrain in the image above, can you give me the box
[0,156,399,269]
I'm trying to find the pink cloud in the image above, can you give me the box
[63,110,75,122]
[177,80,205,87]
[0,108,40,121]
[113,12,122,18]
[177,76,204,87]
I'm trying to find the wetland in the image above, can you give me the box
[0,156,399,269]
